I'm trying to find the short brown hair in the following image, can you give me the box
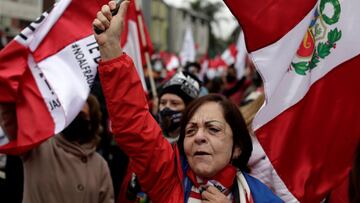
[178,94,252,172]
[87,94,103,137]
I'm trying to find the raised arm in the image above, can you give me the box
[93,1,180,201]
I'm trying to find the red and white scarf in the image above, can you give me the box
[186,165,253,203]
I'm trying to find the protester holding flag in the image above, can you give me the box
[93,1,282,202]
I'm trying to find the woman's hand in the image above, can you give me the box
[201,186,232,203]
[93,0,129,61]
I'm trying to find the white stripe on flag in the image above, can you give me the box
[235,31,247,79]
[15,0,71,50]
[30,35,99,132]
[123,21,148,91]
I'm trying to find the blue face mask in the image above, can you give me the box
[158,107,182,135]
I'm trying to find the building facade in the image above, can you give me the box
[0,0,55,38]
[142,0,210,57]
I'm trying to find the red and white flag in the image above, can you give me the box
[225,0,360,202]
[221,43,237,66]
[121,0,153,91]
[0,0,108,154]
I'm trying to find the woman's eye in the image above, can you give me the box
[208,127,221,135]
[185,128,196,136]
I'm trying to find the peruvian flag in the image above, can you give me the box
[121,0,153,91]
[0,0,108,154]
[224,0,360,202]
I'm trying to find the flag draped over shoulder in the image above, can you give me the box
[121,0,153,91]
[224,0,360,202]
[0,0,108,154]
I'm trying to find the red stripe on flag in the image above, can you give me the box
[121,0,153,67]
[0,40,29,102]
[0,64,54,155]
[33,0,107,62]
[256,54,360,202]
[223,0,317,52]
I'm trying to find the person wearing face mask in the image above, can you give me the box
[157,71,201,143]
[119,71,201,203]
[0,94,114,203]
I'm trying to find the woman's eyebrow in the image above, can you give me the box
[186,122,197,126]
[205,120,225,125]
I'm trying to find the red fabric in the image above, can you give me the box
[256,56,360,202]
[98,54,184,203]
[225,0,360,202]
[0,40,28,102]
[0,41,54,155]
[328,175,350,203]
[0,0,106,154]
[209,55,227,69]
[121,0,153,67]
[186,164,237,189]
[34,0,107,62]
[223,0,317,52]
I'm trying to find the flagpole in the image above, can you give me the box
[134,0,158,99]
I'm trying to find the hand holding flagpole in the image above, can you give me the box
[93,0,129,61]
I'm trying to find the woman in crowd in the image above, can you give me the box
[94,1,282,202]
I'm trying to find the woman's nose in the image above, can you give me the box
[194,129,207,144]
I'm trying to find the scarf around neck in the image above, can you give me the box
[185,164,253,203]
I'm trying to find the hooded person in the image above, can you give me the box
[0,94,114,203]
[157,71,201,143]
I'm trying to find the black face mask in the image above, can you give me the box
[62,114,93,144]
[158,108,182,135]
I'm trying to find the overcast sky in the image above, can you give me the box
[162,0,239,40]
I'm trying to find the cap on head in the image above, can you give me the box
[159,71,201,105]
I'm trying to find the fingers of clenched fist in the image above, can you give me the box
[201,186,232,203]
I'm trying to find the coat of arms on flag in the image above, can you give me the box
[291,0,342,75]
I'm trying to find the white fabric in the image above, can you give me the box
[249,134,298,202]
[187,172,251,203]
[123,21,148,90]
[15,0,71,50]
[179,25,196,66]
[31,35,98,132]
[235,31,248,79]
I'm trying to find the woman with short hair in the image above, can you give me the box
[94,1,281,202]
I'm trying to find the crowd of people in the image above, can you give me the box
[0,0,359,203]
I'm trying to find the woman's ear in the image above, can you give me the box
[232,146,242,159]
